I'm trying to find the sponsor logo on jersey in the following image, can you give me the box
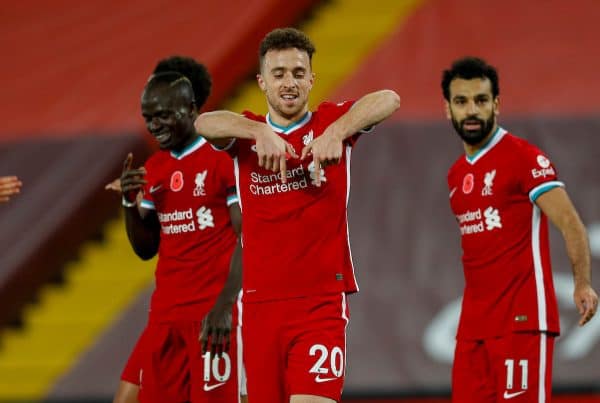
[193,170,207,196]
[170,171,184,192]
[456,206,501,235]
[531,154,555,178]
[196,206,214,229]
[157,206,214,234]
[249,166,308,195]
[481,169,496,196]
[531,166,555,179]
[484,206,502,230]
[462,173,474,194]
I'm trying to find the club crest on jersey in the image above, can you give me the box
[481,169,496,196]
[302,130,314,146]
[193,170,207,197]
[462,173,474,194]
[170,171,184,192]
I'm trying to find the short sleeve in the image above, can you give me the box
[216,153,238,207]
[517,143,564,202]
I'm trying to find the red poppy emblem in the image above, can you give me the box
[462,173,474,194]
[170,171,184,192]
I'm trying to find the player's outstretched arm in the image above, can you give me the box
[114,153,160,260]
[195,110,298,181]
[536,187,598,326]
[200,203,242,357]
[333,89,401,138]
[301,89,400,185]
[0,176,22,202]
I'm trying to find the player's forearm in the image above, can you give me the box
[561,214,593,286]
[213,239,242,308]
[195,110,268,145]
[330,90,400,141]
[124,208,160,260]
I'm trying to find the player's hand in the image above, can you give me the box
[0,176,22,203]
[300,128,344,186]
[104,178,122,192]
[574,282,598,326]
[255,127,298,183]
[117,153,146,203]
[200,303,233,358]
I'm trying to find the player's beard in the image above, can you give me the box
[451,113,496,146]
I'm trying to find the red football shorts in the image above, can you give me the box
[452,331,555,403]
[120,328,147,385]
[242,293,349,403]
[131,319,241,403]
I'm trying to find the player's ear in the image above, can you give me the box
[257,74,266,92]
[493,96,500,116]
[444,101,451,120]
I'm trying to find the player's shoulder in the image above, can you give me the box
[447,155,467,181]
[501,132,546,158]
[312,100,354,125]
[314,100,353,114]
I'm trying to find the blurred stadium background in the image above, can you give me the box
[1,0,599,401]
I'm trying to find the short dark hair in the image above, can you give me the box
[145,71,194,102]
[153,56,211,108]
[259,27,316,65]
[441,57,499,100]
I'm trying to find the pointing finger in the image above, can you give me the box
[280,155,287,184]
[314,156,321,187]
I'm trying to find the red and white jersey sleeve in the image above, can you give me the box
[447,128,563,339]
[139,136,238,321]
[227,101,366,302]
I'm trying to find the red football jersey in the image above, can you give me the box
[140,136,238,321]
[223,101,364,302]
[447,127,563,339]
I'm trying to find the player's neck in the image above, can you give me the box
[171,132,199,153]
[267,107,309,129]
[463,124,499,157]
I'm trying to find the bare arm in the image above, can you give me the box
[195,110,298,181]
[320,89,401,142]
[108,154,160,260]
[194,110,267,148]
[536,187,598,325]
[301,89,400,185]
[200,202,243,356]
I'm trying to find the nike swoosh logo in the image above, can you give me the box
[314,375,337,383]
[503,390,526,399]
[449,187,457,198]
[203,382,226,391]
[149,185,162,193]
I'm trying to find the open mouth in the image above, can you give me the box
[281,93,298,103]
[155,132,171,144]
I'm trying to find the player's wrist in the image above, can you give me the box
[121,196,137,208]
